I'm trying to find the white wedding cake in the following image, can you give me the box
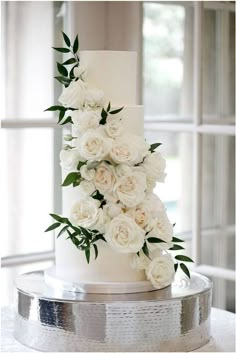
[45,35,192,292]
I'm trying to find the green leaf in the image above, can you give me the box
[62,58,77,65]
[62,31,71,47]
[44,105,65,112]
[142,242,150,259]
[99,108,108,125]
[80,226,92,239]
[92,190,104,201]
[107,102,111,112]
[175,255,194,263]
[72,175,81,187]
[77,161,86,170]
[60,116,73,125]
[93,244,98,259]
[54,76,71,85]
[45,222,61,232]
[69,64,78,79]
[57,63,68,77]
[147,237,166,244]
[149,142,162,153]
[174,263,178,272]
[169,244,185,251]
[62,172,79,187]
[172,236,185,243]
[49,213,68,223]
[57,225,69,238]
[73,35,79,53]
[180,263,191,278]
[109,107,124,115]
[58,110,65,123]
[70,235,81,247]
[85,248,90,264]
[52,47,70,53]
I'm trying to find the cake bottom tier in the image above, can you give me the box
[14,271,212,352]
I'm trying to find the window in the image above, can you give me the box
[1,1,66,306]
[143,1,235,311]
[1,1,235,313]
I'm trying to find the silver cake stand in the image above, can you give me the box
[14,271,212,352]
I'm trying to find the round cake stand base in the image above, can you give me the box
[14,271,212,352]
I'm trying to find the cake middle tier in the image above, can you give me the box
[80,51,137,106]
[56,105,145,284]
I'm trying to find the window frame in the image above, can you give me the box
[143,1,235,310]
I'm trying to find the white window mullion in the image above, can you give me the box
[213,9,231,309]
[192,1,203,266]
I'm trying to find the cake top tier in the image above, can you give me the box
[80,51,137,106]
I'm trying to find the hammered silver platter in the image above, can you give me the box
[14,271,212,352]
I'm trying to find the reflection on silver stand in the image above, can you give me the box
[14,271,212,352]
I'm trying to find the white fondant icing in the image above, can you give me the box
[80,51,137,106]
[56,52,146,284]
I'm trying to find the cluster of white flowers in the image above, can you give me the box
[58,66,175,289]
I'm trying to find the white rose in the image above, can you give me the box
[60,149,79,170]
[105,214,145,253]
[145,253,175,289]
[78,180,96,196]
[70,197,100,229]
[104,117,123,138]
[58,80,87,109]
[91,208,109,233]
[80,165,95,181]
[142,193,165,218]
[114,171,147,207]
[71,110,100,134]
[126,204,151,230]
[132,134,150,162]
[143,152,166,183]
[131,251,151,271]
[77,131,112,161]
[103,202,123,218]
[110,134,149,165]
[74,66,86,80]
[110,136,139,165]
[147,211,173,250]
[94,162,116,194]
[115,164,133,178]
[84,88,105,108]
[146,175,157,192]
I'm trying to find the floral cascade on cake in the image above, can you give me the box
[45,33,193,290]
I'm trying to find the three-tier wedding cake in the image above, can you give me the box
[45,33,193,293]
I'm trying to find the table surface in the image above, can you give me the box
[1,307,235,352]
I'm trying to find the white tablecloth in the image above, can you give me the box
[1,307,235,352]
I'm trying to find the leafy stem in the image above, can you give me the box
[45,214,106,263]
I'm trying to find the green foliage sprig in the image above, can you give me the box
[45,214,105,263]
[100,102,124,125]
[149,143,162,153]
[53,33,80,85]
[170,236,194,278]
[44,105,76,125]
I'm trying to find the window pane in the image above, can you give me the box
[1,261,53,307]
[1,1,65,119]
[144,130,193,237]
[201,134,235,270]
[202,9,235,120]
[143,3,193,120]
[0,128,60,256]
